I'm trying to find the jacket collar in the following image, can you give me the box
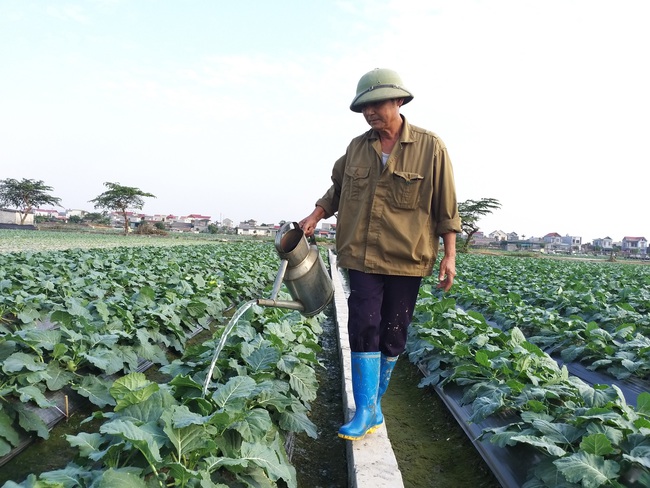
[366,115,416,144]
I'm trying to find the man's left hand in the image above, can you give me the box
[436,255,456,292]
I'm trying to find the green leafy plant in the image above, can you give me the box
[408,289,650,487]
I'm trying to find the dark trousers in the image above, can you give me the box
[347,269,422,356]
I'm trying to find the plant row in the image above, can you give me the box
[0,243,279,458]
[445,254,650,382]
[4,301,324,488]
[407,286,650,488]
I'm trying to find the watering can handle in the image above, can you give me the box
[290,221,317,245]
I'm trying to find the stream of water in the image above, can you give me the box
[202,299,257,397]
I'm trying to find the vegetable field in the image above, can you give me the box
[0,232,325,487]
[2,230,650,487]
[408,254,650,488]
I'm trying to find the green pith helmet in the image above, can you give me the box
[350,68,414,113]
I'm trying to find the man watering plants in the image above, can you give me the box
[299,68,461,441]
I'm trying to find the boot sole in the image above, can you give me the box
[337,423,382,441]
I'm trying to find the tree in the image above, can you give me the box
[83,212,111,226]
[458,197,502,252]
[0,178,62,225]
[89,182,156,235]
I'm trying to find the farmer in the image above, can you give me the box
[299,68,461,441]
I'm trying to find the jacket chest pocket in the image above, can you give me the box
[344,166,371,201]
[391,171,424,209]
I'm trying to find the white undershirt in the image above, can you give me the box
[381,152,390,167]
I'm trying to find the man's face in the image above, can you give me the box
[360,98,402,131]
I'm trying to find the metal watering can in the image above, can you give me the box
[257,221,334,316]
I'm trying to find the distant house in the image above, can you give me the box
[66,209,86,218]
[110,211,144,229]
[169,222,194,233]
[182,214,211,232]
[543,232,573,253]
[543,232,562,244]
[468,231,496,247]
[621,236,648,255]
[316,228,334,239]
[561,234,582,251]
[0,208,34,225]
[592,237,613,250]
[34,208,65,220]
[236,221,276,237]
[489,230,507,241]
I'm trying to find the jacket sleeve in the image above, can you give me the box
[315,153,347,219]
[433,143,462,236]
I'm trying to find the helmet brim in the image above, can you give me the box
[350,86,414,113]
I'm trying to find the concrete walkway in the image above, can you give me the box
[329,252,404,488]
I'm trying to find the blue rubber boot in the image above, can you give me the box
[338,352,381,441]
[372,354,398,428]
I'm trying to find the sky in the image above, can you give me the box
[1,0,649,243]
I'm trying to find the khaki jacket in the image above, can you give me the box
[316,116,461,276]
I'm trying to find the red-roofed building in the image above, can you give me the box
[621,236,648,255]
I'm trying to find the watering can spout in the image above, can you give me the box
[257,221,334,317]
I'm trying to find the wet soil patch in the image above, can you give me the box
[0,401,102,485]
[383,358,501,488]
[291,308,348,487]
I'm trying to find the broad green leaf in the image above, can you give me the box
[0,437,11,457]
[576,383,617,408]
[622,445,650,469]
[17,307,41,324]
[585,423,624,446]
[100,419,162,464]
[93,299,111,323]
[212,376,257,410]
[169,374,204,391]
[166,462,200,486]
[39,463,92,487]
[17,385,54,408]
[509,434,567,457]
[244,347,280,373]
[45,362,75,391]
[95,468,149,488]
[278,411,317,439]
[110,373,159,411]
[161,407,212,459]
[554,452,620,488]
[232,408,273,442]
[240,441,295,486]
[2,352,46,373]
[74,375,115,408]
[474,350,490,368]
[14,403,49,439]
[66,298,93,320]
[186,300,207,318]
[0,409,20,447]
[66,432,105,457]
[580,433,614,456]
[166,404,211,428]
[133,285,155,303]
[532,419,583,444]
[265,322,296,342]
[121,389,177,424]
[82,347,125,376]
[468,396,502,423]
[637,392,650,416]
[255,389,293,412]
[285,363,317,403]
[20,329,61,351]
